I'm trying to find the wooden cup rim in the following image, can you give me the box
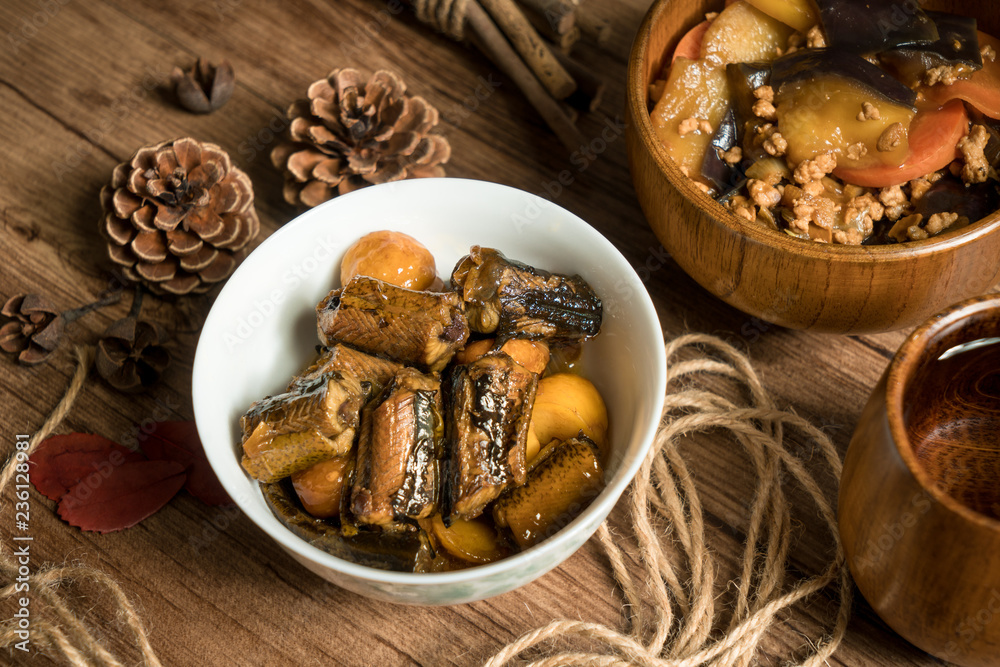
[884,293,1000,531]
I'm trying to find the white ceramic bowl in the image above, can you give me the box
[193,178,666,605]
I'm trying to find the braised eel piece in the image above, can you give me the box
[444,352,538,521]
[492,435,604,549]
[450,247,602,343]
[351,368,444,528]
[240,371,368,483]
[293,342,403,398]
[261,479,435,572]
[316,276,470,372]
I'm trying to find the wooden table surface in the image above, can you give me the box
[0,0,964,664]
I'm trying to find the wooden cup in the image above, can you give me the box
[839,294,1000,666]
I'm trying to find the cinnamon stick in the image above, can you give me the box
[516,0,576,35]
[464,2,585,150]
[576,9,612,47]
[478,0,577,100]
[553,49,605,112]
[521,7,581,52]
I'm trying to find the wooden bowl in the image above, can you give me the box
[625,0,1000,333]
[839,294,1000,666]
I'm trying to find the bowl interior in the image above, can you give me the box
[192,178,666,591]
[889,294,1000,528]
[628,0,1000,257]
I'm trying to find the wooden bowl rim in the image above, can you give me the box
[885,293,1000,531]
[627,0,1000,263]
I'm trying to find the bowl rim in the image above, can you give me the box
[885,292,1000,532]
[192,177,668,588]
[626,0,1000,261]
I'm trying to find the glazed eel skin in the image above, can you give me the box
[316,275,469,372]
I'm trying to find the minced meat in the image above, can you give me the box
[958,125,990,184]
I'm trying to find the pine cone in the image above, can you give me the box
[271,68,451,207]
[99,138,259,296]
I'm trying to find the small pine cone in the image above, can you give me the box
[99,138,260,296]
[271,68,451,208]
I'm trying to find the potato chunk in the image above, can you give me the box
[650,57,731,185]
[700,1,794,66]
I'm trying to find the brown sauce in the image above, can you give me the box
[905,339,1000,520]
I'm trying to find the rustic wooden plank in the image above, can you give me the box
[0,0,950,665]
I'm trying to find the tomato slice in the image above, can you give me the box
[833,100,969,188]
[672,20,711,63]
[918,31,1000,119]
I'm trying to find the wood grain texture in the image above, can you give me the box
[840,295,1000,667]
[0,0,972,664]
[627,0,1000,334]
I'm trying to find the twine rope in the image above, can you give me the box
[483,334,852,667]
[0,346,163,666]
[413,0,470,41]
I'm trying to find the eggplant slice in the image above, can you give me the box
[814,0,938,55]
[351,368,444,528]
[262,479,435,572]
[450,247,602,343]
[444,352,538,521]
[881,11,984,87]
[316,276,469,372]
[771,48,918,110]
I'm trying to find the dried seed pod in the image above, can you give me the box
[171,58,235,113]
[0,291,122,366]
[0,294,64,365]
[95,289,170,392]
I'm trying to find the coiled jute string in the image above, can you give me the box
[0,335,850,665]
[482,334,852,667]
[413,0,470,41]
[0,347,162,667]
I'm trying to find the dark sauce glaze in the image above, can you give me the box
[905,340,1000,520]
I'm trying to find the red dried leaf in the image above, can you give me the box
[58,460,187,533]
[29,433,145,501]
[141,420,231,506]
